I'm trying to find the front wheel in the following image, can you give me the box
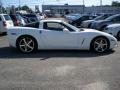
[17,36,37,53]
[91,37,109,53]
[117,31,120,41]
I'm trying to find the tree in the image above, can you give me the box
[21,5,33,13]
[112,1,120,7]
[15,5,33,13]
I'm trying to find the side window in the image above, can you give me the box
[44,22,64,31]
[0,17,2,21]
[112,16,120,22]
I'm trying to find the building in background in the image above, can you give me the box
[42,5,120,15]
[42,5,84,15]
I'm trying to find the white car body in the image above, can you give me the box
[103,24,120,38]
[0,14,14,33]
[7,19,118,53]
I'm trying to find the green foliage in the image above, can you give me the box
[15,5,33,13]
[112,1,120,7]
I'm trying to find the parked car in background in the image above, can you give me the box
[81,14,113,28]
[65,13,81,21]
[66,14,96,27]
[0,14,14,34]
[10,14,26,26]
[103,24,120,40]
[90,14,120,31]
[21,14,39,24]
[7,19,117,53]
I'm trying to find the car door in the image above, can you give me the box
[40,22,79,49]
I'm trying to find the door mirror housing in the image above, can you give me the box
[63,28,69,32]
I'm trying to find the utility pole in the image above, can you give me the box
[0,0,2,13]
[83,0,85,14]
[100,0,102,6]
[19,0,20,10]
[100,0,102,13]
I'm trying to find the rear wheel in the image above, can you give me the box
[91,37,109,53]
[117,31,120,41]
[17,36,37,53]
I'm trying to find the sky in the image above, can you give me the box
[1,0,120,11]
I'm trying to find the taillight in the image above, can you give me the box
[3,21,7,27]
[16,20,20,26]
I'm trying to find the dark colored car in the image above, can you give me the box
[24,22,39,28]
[21,14,39,24]
[81,13,114,28]
[91,14,120,31]
[66,14,97,27]
[9,14,26,26]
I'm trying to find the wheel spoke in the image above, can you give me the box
[95,46,100,51]
[20,44,25,47]
[27,40,33,45]
[23,38,27,45]
[24,47,28,52]
[27,44,34,50]
[95,41,100,45]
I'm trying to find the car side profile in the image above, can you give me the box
[7,19,118,53]
[91,14,120,31]
[81,14,114,28]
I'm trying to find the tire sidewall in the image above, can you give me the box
[91,37,110,53]
[16,36,37,53]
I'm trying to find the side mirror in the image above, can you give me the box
[63,28,69,32]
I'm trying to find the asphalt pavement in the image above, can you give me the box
[0,35,120,90]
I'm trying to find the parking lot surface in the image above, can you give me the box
[0,35,120,90]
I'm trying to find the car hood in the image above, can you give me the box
[93,20,108,23]
[80,28,113,36]
[65,15,78,20]
[107,23,120,28]
[83,20,94,23]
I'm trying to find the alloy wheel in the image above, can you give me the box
[93,37,108,52]
[19,37,35,53]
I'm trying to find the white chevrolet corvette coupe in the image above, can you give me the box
[7,19,118,53]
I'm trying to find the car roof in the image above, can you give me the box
[41,19,64,23]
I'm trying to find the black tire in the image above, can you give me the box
[91,37,110,53]
[16,36,38,53]
[117,31,120,41]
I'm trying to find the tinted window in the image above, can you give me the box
[24,22,39,28]
[105,14,120,21]
[4,15,11,20]
[22,14,38,23]
[16,15,22,20]
[112,16,120,21]
[44,22,64,31]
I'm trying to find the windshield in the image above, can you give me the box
[94,15,107,20]
[63,21,79,31]
[16,15,23,20]
[4,15,11,20]
[105,14,120,21]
